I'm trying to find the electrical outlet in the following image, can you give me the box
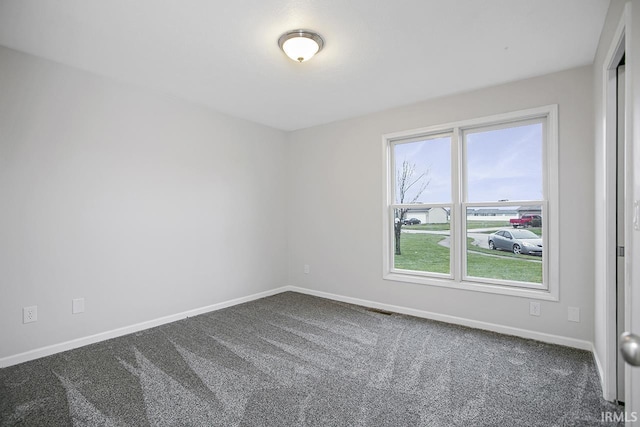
[23,306,37,323]
[568,307,580,322]
[304,264,310,274]
[72,298,85,314]
[529,302,540,317]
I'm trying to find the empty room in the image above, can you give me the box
[2,0,640,425]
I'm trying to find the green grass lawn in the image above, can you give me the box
[467,253,542,283]
[394,233,450,274]
[404,222,543,238]
[394,233,542,284]
[466,221,510,229]
[469,242,542,260]
[528,227,542,237]
[404,221,510,231]
[403,223,452,231]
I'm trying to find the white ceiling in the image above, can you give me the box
[0,0,610,131]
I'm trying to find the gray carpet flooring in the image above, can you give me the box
[0,292,622,426]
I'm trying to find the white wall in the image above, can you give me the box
[0,46,288,360]
[287,66,595,342]
[0,36,605,364]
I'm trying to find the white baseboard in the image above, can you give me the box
[285,286,593,351]
[0,286,289,369]
[593,343,617,402]
[593,344,608,398]
[1,284,595,369]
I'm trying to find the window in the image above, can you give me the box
[383,106,558,300]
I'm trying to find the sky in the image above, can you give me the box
[394,122,543,204]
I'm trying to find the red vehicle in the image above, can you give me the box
[510,214,542,228]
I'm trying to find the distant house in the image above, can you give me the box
[466,208,518,222]
[516,206,542,217]
[402,207,428,224]
[405,207,539,223]
[468,208,518,217]
[425,207,448,224]
[401,207,449,224]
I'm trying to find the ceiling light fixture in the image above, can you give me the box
[278,30,324,63]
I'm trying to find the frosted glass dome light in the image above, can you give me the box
[278,30,324,63]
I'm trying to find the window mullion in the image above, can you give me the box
[452,126,462,281]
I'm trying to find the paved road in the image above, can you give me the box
[403,226,502,235]
[402,229,451,235]
[426,233,490,250]
[402,228,498,249]
[402,227,542,263]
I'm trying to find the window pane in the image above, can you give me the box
[394,135,451,204]
[466,122,542,202]
[393,207,450,275]
[465,206,543,284]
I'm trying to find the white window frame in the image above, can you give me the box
[382,105,559,301]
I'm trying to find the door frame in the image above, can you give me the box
[603,3,630,403]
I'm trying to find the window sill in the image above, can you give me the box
[383,272,559,301]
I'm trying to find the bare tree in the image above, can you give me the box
[394,160,430,255]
